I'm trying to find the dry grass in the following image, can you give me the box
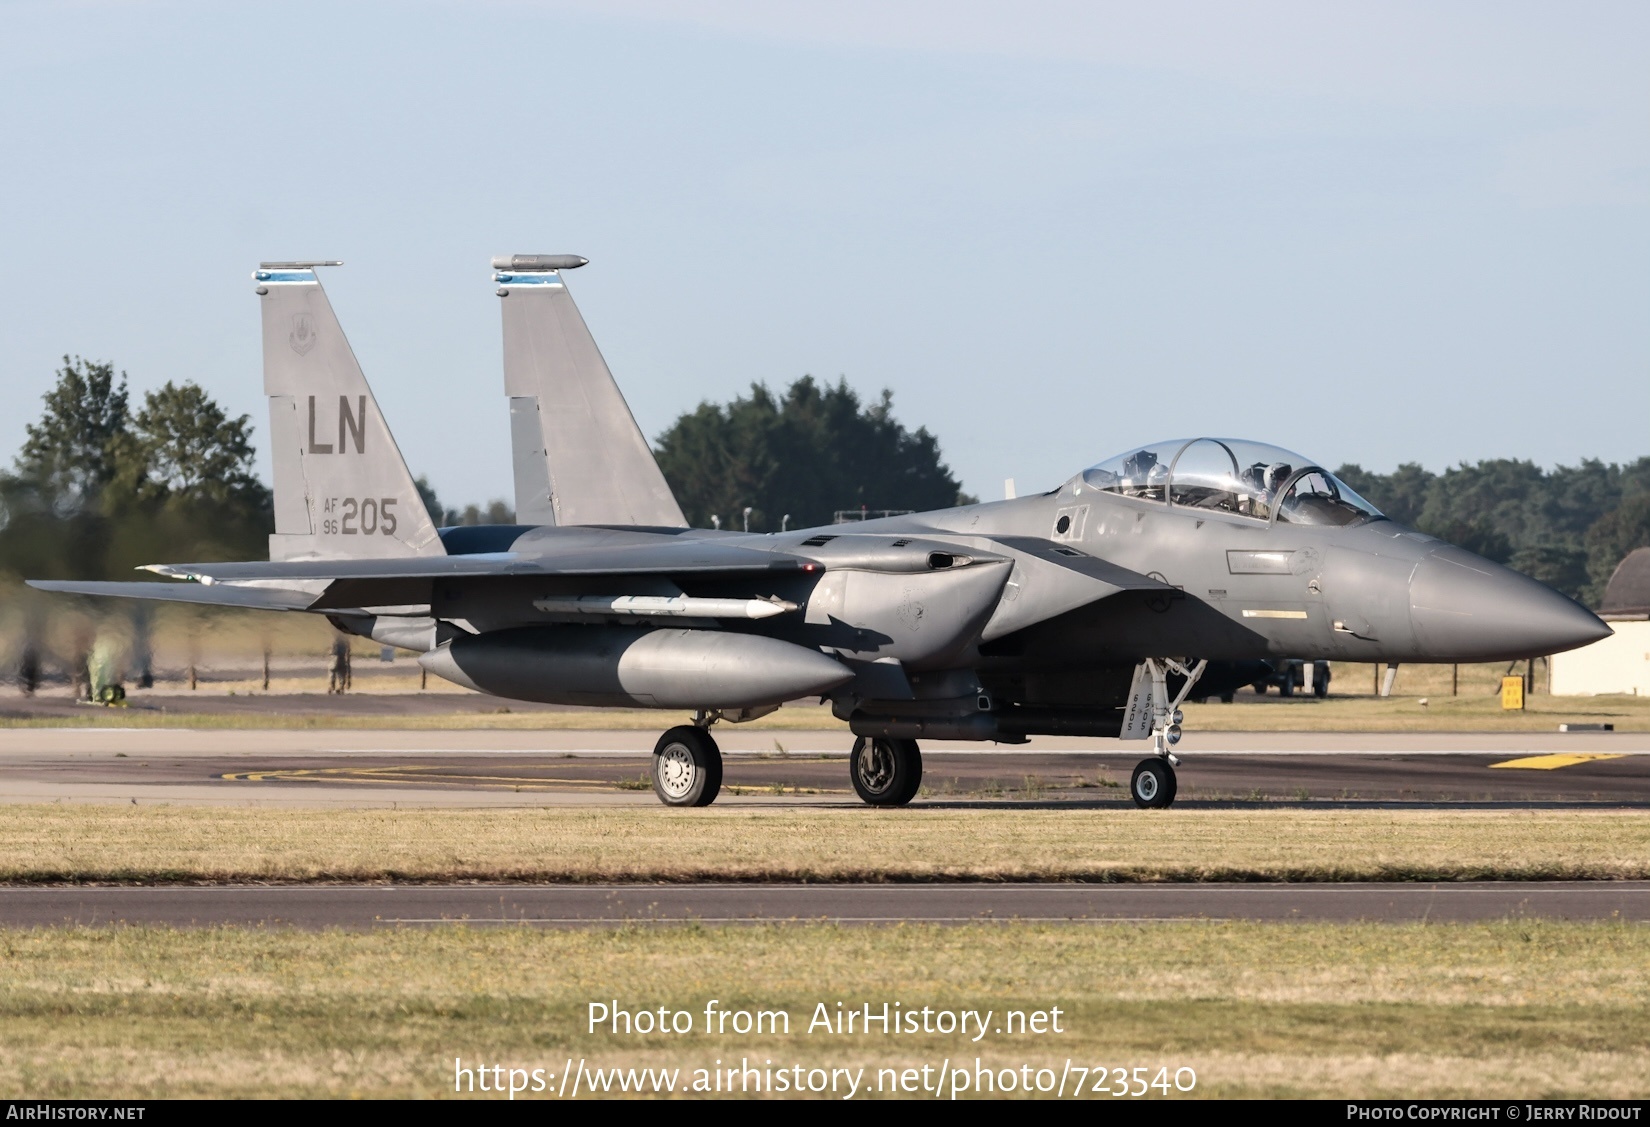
[0,921,1646,1098]
[3,806,1648,883]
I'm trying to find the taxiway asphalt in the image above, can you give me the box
[0,728,1644,807]
[1,881,1645,927]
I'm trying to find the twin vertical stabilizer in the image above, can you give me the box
[494,256,687,528]
[256,263,444,562]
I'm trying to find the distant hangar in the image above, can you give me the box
[1551,547,1650,696]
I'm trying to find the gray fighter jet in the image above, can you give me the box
[31,258,1611,809]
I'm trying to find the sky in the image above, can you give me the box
[0,1,1644,509]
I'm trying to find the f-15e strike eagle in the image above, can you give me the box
[31,257,1611,808]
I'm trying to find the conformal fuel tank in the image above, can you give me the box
[419,625,853,709]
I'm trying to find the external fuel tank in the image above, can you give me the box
[419,625,853,709]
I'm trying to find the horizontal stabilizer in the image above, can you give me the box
[26,580,318,611]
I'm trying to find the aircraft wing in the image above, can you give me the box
[26,580,320,611]
[141,539,811,584]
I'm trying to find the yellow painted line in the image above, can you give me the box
[1241,609,1308,619]
[1487,753,1628,771]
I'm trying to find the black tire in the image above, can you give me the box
[1279,676,1295,697]
[651,726,722,807]
[1220,692,1235,704]
[1131,758,1175,809]
[1313,677,1328,699]
[1251,682,1268,696]
[850,737,923,806]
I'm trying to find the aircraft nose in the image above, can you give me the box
[1408,546,1612,661]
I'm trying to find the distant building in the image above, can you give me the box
[1551,547,1650,696]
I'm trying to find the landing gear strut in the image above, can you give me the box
[1131,657,1207,809]
[651,725,722,807]
[849,736,923,806]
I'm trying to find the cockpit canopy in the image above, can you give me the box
[1079,438,1383,527]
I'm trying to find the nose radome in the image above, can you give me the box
[1409,546,1612,662]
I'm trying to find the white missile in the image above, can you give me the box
[492,254,588,271]
[532,594,799,619]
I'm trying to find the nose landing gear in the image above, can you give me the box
[1130,757,1177,808]
[1131,657,1207,809]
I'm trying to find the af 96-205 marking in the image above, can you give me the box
[320,497,399,536]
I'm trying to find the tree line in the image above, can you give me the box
[654,376,974,530]
[1334,457,1650,605]
[2,358,1646,609]
[0,357,272,582]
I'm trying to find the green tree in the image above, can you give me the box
[414,476,444,527]
[1334,456,1640,601]
[130,382,266,507]
[0,364,272,579]
[1508,544,1590,595]
[1335,462,1435,527]
[450,500,515,526]
[15,357,130,511]
[413,474,515,527]
[1585,492,1650,606]
[654,376,972,530]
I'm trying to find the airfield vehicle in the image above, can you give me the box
[32,258,1611,810]
[1251,659,1332,698]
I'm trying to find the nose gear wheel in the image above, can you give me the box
[1131,757,1177,808]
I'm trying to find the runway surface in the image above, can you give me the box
[3,882,1645,927]
[1,728,1645,806]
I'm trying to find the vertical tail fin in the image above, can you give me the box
[493,255,687,528]
[255,262,444,561]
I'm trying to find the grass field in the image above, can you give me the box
[4,806,1647,883]
[1,921,1645,1098]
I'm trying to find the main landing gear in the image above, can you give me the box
[849,736,923,806]
[650,723,929,809]
[651,725,722,807]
